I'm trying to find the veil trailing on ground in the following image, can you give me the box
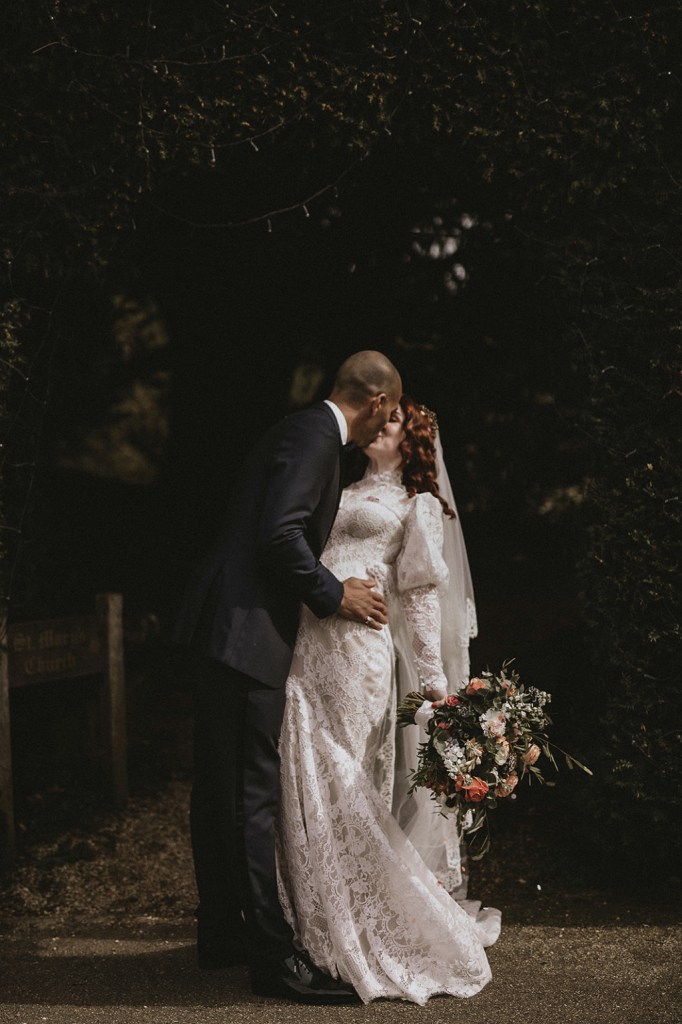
[391,434,478,896]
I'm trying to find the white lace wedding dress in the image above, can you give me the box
[277,467,500,1004]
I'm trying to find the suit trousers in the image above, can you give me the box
[189,655,294,960]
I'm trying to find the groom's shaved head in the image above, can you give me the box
[330,350,402,407]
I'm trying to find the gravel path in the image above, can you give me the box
[2,779,681,1023]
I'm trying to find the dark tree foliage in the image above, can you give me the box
[1,1,680,863]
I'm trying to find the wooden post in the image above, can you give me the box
[0,594,128,872]
[97,593,128,806]
[0,605,15,869]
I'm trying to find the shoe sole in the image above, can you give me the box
[251,980,357,1004]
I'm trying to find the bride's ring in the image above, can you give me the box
[365,615,373,625]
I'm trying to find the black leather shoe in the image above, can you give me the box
[250,950,358,1003]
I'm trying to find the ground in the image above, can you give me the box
[1,777,681,1023]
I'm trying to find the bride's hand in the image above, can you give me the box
[338,577,388,630]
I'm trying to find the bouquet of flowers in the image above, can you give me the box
[397,661,591,858]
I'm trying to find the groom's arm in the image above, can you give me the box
[256,417,344,619]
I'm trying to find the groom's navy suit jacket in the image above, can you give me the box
[173,403,345,688]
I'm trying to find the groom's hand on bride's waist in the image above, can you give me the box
[338,577,387,630]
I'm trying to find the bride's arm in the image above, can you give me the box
[395,492,451,700]
[399,584,448,701]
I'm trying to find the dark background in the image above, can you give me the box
[2,2,679,884]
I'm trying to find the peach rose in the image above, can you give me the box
[463,777,490,803]
[444,694,460,706]
[521,743,541,766]
[455,773,489,802]
[465,677,489,696]
[495,771,519,797]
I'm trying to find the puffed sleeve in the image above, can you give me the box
[396,492,449,594]
[395,494,449,697]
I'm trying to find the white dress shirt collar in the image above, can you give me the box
[324,399,349,446]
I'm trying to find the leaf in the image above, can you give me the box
[551,743,593,775]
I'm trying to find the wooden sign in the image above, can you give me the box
[0,593,127,871]
[8,614,104,688]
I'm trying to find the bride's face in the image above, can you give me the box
[363,404,406,461]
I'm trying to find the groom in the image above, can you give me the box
[174,350,402,1002]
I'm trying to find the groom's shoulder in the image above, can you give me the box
[268,402,339,446]
[287,401,336,428]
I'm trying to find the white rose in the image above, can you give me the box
[480,708,508,738]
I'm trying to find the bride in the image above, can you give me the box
[277,396,501,1005]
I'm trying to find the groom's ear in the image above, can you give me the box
[369,392,387,414]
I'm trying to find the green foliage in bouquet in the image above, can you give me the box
[398,663,591,859]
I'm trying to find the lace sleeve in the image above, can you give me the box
[400,584,448,698]
[394,493,450,697]
[395,493,448,594]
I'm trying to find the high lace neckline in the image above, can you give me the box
[360,465,404,487]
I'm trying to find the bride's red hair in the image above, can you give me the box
[399,396,456,518]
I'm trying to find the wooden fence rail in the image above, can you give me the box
[0,593,127,870]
